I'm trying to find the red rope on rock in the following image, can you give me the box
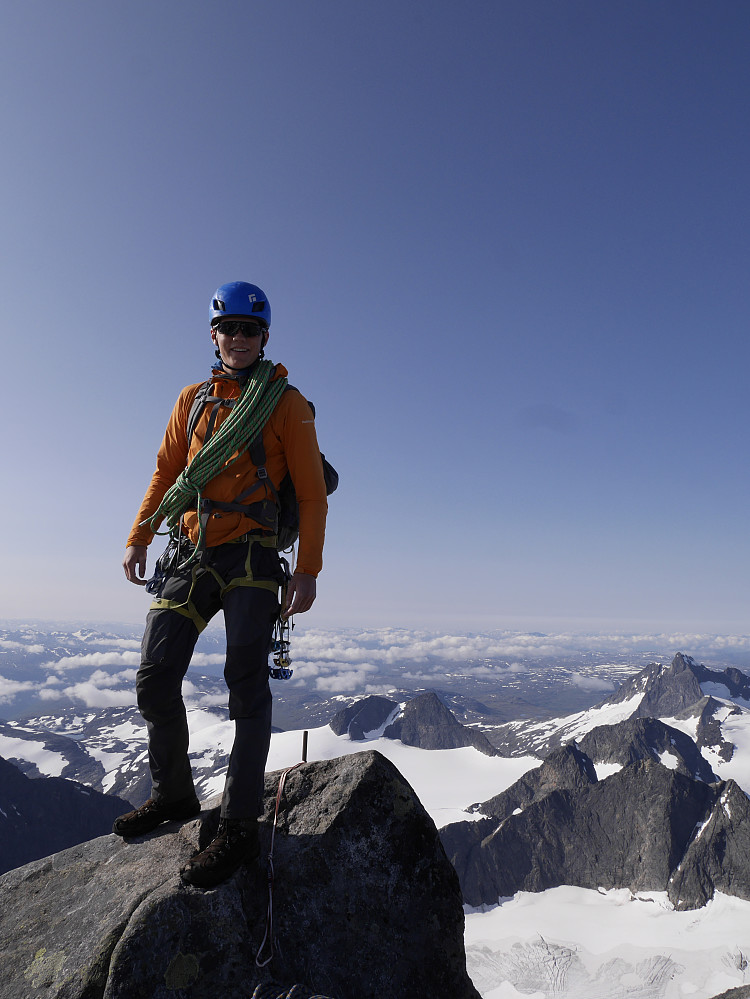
[255,733,308,969]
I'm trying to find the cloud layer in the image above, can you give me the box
[1,625,749,711]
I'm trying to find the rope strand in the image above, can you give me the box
[143,360,287,558]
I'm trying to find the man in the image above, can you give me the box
[115,281,327,889]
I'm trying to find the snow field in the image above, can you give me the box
[262,724,540,827]
[0,734,66,777]
[464,888,750,999]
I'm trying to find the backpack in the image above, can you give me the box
[186,378,337,551]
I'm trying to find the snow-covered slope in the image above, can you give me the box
[263,724,537,828]
[495,690,646,756]
[464,888,750,999]
[491,654,750,797]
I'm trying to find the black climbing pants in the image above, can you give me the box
[136,534,285,819]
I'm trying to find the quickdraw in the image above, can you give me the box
[270,614,294,681]
[270,555,294,680]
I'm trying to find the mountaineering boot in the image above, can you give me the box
[180,818,260,889]
[112,795,201,837]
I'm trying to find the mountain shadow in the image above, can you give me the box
[0,755,133,875]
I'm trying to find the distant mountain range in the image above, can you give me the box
[490,651,750,761]
[331,652,750,912]
[2,644,750,998]
[2,650,749,914]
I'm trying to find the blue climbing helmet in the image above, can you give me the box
[210,281,271,328]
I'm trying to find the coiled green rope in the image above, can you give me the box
[143,360,287,560]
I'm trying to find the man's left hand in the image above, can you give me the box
[283,572,316,618]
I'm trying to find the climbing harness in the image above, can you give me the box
[142,359,287,563]
[256,731,309,969]
[143,360,335,682]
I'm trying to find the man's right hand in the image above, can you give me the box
[123,546,148,585]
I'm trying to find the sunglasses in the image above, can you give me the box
[213,320,264,338]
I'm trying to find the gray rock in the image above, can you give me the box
[0,750,479,999]
[668,778,750,909]
[632,653,707,718]
[489,652,750,758]
[439,743,596,897]
[471,743,596,820]
[384,691,499,756]
[328,695,398,739]
[611,652,750,721]
[689,695,738,762]
[443,758,750,911]
[577,716,718,782]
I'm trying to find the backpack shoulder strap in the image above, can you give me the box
[186,380,214,445]
[284,383,316,417]
[186,379,240,451]
[246,383,307,467]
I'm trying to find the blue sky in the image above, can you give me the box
[2,1,749,634]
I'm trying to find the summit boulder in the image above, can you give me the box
[0,750,479,999]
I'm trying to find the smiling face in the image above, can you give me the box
[210,318,269,373]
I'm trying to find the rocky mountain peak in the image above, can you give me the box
[442,745,750,912]
[328,694,398,739]
[0,751,480,999]
[577,716,718,782]
[492,650,750,760]
[632,652,705,718]
[383,692,500,755]
[468,744,597,822]
[330,690,500,756]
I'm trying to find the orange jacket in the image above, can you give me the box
[127,364,327,577]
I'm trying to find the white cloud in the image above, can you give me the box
[190,653,226,666]
[38,688,64,701]
[0,671,74,705]
[294,629,576,666]
[0,676,38,703]
[293,627,750,675]
[84,638,141,649]
[0,640,45,653]
[41,651,141,670]
[315,670,379,692]
[187,691,227,708]
[570,673,616,692]
[61,682,134,708]
[292,659,378,681]
[86,668,138,687]
[4,625,748,711]
[290,660,322,679]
